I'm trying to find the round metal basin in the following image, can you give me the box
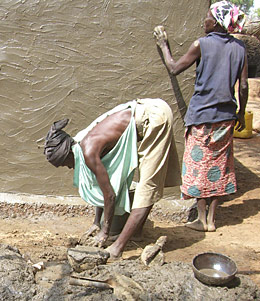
[192,252,237,286]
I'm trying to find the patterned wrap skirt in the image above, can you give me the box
[181,120,236,199]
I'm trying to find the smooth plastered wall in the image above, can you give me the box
[0,0,208,195]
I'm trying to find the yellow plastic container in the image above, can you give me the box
[233,111,253,139]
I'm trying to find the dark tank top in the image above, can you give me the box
[184,32,245,126]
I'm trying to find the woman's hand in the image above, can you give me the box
[153,25,168,48]
[78,223,101,245]
[91,230,109,248]
[235,111,246,132]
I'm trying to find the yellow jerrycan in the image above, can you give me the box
[233,111,253,139]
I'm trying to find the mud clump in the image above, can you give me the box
[0,244,36,300]
[68,246,110,272]
[77,260,260,300]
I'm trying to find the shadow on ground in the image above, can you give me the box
[215,156,260,229]
[234,157,260,197]
[120,218,206,257]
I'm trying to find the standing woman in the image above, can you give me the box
[154,1,248,231]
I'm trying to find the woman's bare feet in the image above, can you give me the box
[207,198,218,232]
[185,219,208,232]
[207,221,216,232]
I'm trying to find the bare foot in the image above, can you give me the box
[207,221,216,232]
[185,219,208,232]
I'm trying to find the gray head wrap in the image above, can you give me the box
[44,119,74,167]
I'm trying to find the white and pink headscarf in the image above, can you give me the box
[210,1,245,32]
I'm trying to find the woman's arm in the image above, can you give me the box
[154,25,201,75]
[236,53,248,132]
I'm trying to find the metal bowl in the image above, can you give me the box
[192,252,237,286]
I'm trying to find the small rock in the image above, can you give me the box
[141,236,167,266]
[148,250,165,267]
[155,236,167,248]
[32,261,45,271]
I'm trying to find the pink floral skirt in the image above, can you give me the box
[181,120,236,199]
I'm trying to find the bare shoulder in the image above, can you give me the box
[186,39,201,58]
[91,109,131,135]
[80,108,132,158]
[193,40,200,47]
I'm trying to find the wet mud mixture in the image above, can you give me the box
[0,243,259,300]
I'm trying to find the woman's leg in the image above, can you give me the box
[185,198,208,231]
[207,197,218,231]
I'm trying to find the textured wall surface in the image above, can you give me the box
[0,0,208,195]
[235,34,260,78]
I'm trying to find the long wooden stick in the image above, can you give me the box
[69,275,113,289]
[69,277,111,289]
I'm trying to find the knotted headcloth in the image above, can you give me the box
[210,1,245,32]
[44,119,74,167]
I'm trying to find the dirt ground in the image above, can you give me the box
[0,80,259,295]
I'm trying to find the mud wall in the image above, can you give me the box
[234,34,260,78]
[0,0,208,195]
